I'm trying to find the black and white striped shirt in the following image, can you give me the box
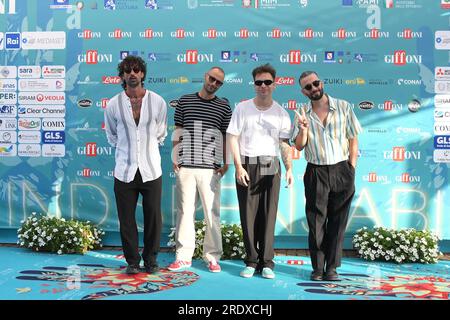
[174,93,232,169]
[104,90,167,183]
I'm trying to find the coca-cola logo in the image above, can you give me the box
[102,76,121,84]
[275,77,295,85]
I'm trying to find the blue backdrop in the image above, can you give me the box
[0,0,449,245]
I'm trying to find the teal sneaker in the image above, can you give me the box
[240,266,255,278]
[261,267,275,279]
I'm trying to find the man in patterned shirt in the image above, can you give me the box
[293,71,362,282]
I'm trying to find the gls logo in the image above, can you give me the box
[0,0,16,14]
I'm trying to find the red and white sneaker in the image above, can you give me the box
[208,260,221,273]
[167,260,192,271]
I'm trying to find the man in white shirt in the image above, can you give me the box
[227,64,293,279]
[104,55,167,274]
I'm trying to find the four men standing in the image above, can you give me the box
[105,56,362,280]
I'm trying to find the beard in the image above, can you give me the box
[203,83,218,95]
[126,77,140,89]
[308,88,324,101]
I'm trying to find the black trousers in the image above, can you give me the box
[236,156,281,270]
[304,160,355,272]
[114,170,162,266]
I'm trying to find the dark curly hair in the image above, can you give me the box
[117,55,147,89]
[252,63,276,80]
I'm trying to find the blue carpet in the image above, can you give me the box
[0,247,449,300]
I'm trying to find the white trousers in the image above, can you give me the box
[175,167,223,262]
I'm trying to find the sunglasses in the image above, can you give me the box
[124,66,142,74]
[207,74,224,86]
[254,79,274,86]
[303,80,321,91]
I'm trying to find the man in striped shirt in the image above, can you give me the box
[168,67,232,273]
[104,56,167,275]
[293,71,362,282]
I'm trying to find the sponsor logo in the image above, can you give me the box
[408,99,420,113]
[0,66,17,78]
[0,104,16,117]
[0,79,17,91]
[434,135,450,149]
[18,131,40,143]
[5,32,20,49]
[18,66,41,78]
[435,123,450,135]
[435,30,450,50]
[395,127,422,135]
[18,92,65,104]
[18,144,41,157]
[0,131,16,143]
[18,105,65,117]
[267,29,291,38]
[359,101,374,110]
[0,92,17,104]
[42,131,65,144]
[234,29,259,38]
[42,144,65,157]
[435,81,450,94]
[78,99,93,108]
[434,149,450,163]
[0,118,16,130]
[18,79,65,91]
[0,144,16,156]
[435,67,450,81]
[102,76,121,84]
[78,29,102,39]
[435,95,450,108]
[21,31,66,50]
[42,65,65,78]
[332,28,357,39]
[434,108,450,121]
[41,118,65,130]
[0,0,16,14]
[275,77,295,85]
[395,173,421,183]
[18,118,41,130]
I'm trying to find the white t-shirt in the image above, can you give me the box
[226,99,292,157]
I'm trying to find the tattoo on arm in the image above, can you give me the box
[280,139,292,171]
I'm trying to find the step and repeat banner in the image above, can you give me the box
[0,0,449,241]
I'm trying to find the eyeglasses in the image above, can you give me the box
[254,79,274,86]
[302,80,321,91]
[207,74,224,86]
[124,66,141,74]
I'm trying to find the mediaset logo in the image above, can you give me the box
[21,31,66,50]
[139,29,164,39]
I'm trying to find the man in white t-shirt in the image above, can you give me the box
[227,64,293,279]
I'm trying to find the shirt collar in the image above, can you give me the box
[305,94,336,113]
